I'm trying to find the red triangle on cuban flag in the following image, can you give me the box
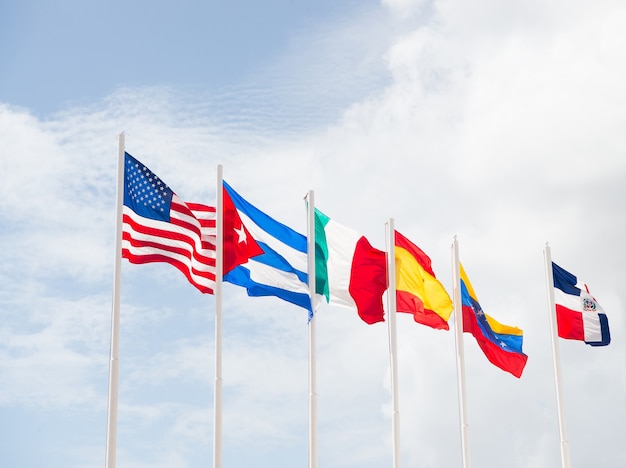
[223,186,264,274]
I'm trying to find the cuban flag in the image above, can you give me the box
[223,181,312,318]
[552,262,610,347]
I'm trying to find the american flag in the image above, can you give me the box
[121,152,217,294]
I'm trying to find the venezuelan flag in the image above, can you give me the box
[460,265,528,378]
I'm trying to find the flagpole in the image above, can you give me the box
[105,133,125,468]
[306,190,318,468]
[543,243,571,468]
[214,165,224,468]
[385,219,401,468]
[451,236,471,468]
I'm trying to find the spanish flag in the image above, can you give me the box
[395,231,453,329]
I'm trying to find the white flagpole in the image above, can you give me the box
[543,243,571,468]
[451,236,471,468]
[306,190,318,468]
[214,165,224,468]
[385,219,401,468]
[105,133,125,468]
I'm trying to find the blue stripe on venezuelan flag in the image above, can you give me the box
[460,264,528,378]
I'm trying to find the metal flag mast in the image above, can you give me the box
[543,243,572,468]
[305,190,318,468]
[451,236,471,468]
[213,165,224,468]
[385,218,401,468]
[105,133,125,468]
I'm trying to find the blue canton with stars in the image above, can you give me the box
[123,152,174,222]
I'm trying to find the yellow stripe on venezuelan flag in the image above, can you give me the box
[484,314,524,337]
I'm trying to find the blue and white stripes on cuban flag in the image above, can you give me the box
[222,181,312,317]
[552,262,610,346]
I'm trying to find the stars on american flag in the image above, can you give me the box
[126,160,172,213]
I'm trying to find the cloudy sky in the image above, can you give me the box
[2,0,625,467]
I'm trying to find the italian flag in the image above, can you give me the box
[314,208,387,324]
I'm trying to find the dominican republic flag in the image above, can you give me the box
[552,262,610,347]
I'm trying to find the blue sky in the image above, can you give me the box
[1,0,387,121]
[2,1,626,467]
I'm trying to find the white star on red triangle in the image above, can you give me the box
[234,225,247,244]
